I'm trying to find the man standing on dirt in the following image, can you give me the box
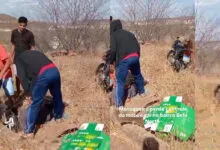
[10,16,35,96]
[15,50,64,137]
[109,19,148,108]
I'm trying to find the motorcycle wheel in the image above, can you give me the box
[1,111,20,132]
[95,63,105,84]
[167,50,175,66]
[183,63,188,69]
[95,63,111,92]
[174,60,181,72]
[11,113,20,132]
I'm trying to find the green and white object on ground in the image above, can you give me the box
[59,123,110,150]
[143,95,195,141]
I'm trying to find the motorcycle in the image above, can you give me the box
[95,16,114,93]
[167,48,192,72]
[95,50,113,93]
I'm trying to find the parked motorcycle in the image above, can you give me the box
[167,48,192,72]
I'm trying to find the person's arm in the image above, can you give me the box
[109,34,116,65]
[134,35,140,57]
[0,58,11,80]
[10,31,15,63]
[11,45,15,63]
[16,58,30,94]
[30,32,36,50]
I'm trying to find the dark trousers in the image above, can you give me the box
[25,67,64,133]
[115,57,145,107]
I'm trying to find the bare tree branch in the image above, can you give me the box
[37,0,109,52]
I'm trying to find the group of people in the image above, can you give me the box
[0,16,64,137]
[0,16,192,136]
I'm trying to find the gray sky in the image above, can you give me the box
[196,0,220,18]
[196,0,220,41]
[110,0,195,19]
[0,0,219,20]
[1,0,219,41]
[0,0,195,20]
[0,0,40,20]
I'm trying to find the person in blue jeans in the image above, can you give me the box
[109,19,147,108]
[15,50,64,137]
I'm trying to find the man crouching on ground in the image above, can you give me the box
[15,50,64,137]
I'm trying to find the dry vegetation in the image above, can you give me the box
[195,43,220,76]
[0,13,203,150]
[1,1,218,148]
[109,43,195,150]
[0,42,219,150]
[195,76,220,150]
[140,43,195,108]
[0,42,197,150]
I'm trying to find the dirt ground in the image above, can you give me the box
[0,43,219,149]
[195,76,220,150]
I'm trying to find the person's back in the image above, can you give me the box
[16,50,52,94]
[110,20,140,67]
[17,50,51,71]
[17,50,52,79]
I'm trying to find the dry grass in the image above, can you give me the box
[139,43,195,150]
[52,53,110,133]
[195,76,220,150]
[108,43,195,149]
[140,43,195,108]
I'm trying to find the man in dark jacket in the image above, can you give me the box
[15,50,64,136]
[109,19,146,108]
